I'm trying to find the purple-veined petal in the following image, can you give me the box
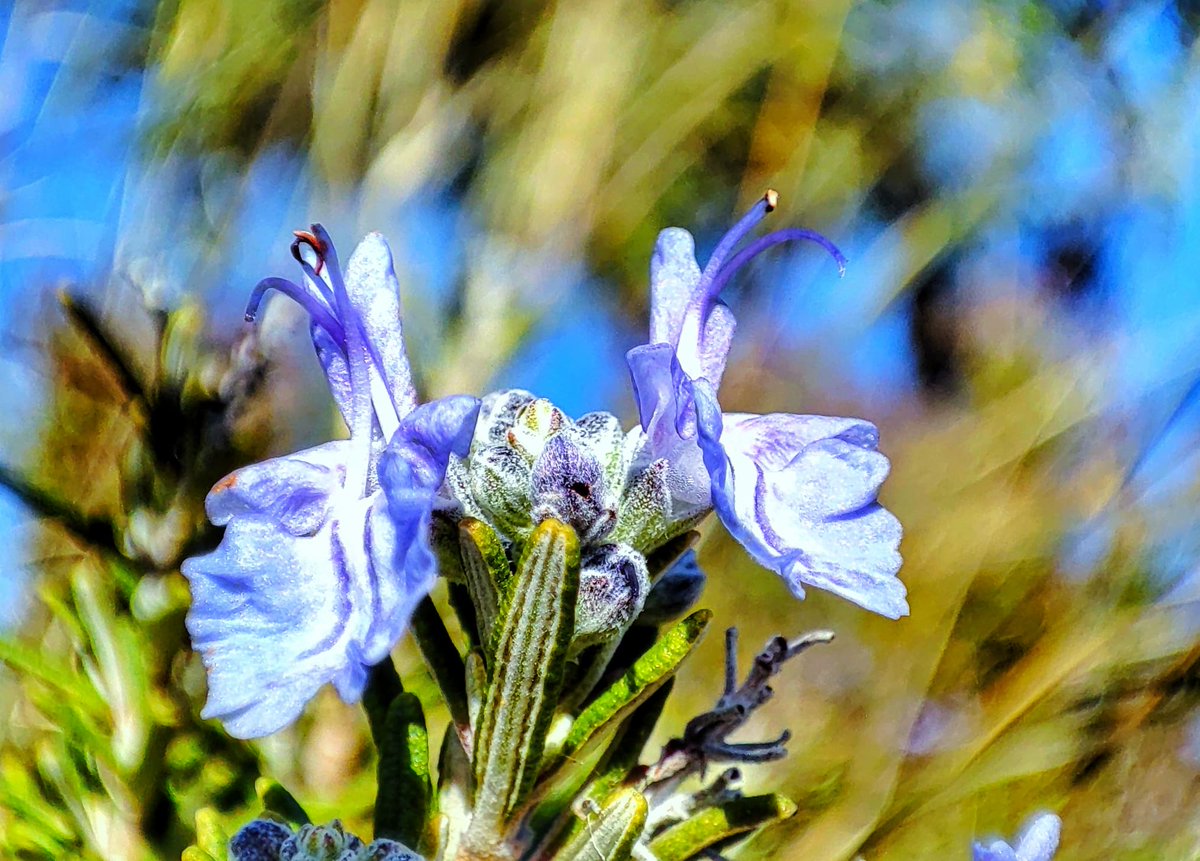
[626,343,709,506]
[312,322,354,425]
[627,343,692,453]
[676,299,736,390]
[647,228,738,388]
[374,395,481,652]
[774,504,905,617]
[344,233,418,419]
[650,228,701,347]
[185,398,478,738]
[722,413,890,517]
[182,495,384,738]
[692,380,908,619]
[205,442,350,536]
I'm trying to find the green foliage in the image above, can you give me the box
[0,298,267,859]
[466,519,581,855]
[374,694,431,850]
[646,794,797,861]
[555,789,647,861]
[546,609,711,779]
[458,518,513,664]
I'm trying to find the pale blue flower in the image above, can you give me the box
[626,194,907,618]
[973,811,1061,861]
[182,226,479,738]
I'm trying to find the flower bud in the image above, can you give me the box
[469,444,534,537]
[532,431,616,543]
[573,543,650,650]
[229,820,291,861]
[473,389,535,450]
[508,397,568,460]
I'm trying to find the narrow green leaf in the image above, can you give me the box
[466,649,488,732]
[459,517,513,663]
[0,756,75,844]
[255,778,310,827]
[556,789,648,861]
[182,848,217,861]
[410,595,471,734]
[375,692,431,848]
[363,659,404,745]
[544,680,674,853]
[448,581,482,652]
[465,519,580,851]
[646,794,797,861]
[547,610,711,778]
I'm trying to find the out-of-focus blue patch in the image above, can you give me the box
[1104,2,1185,107]
[1022,105,1117,223]
[0,5,143,291]
[844,302,920,406]
[844,0,974,79]
[0,486,29,630]
[755,218,918,404]
[0,0,150,628]
[917,98,1014,191]
[497,284,636,419]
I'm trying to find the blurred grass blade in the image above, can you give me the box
[0,639,106,717]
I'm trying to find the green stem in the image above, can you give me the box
[411,595,471,735]
[363,658,405,746]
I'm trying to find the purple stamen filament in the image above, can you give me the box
[701,228,848,306]
[697,195,774,292]
[295,228,406,438]
[306,224,374,496]
[244,277,345,344]
[290,236,336,308]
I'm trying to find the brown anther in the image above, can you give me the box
[212,472,239,493]
[763,189,779,212]
[292,229,327,275]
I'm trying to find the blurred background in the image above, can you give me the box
[2,0,1200,857]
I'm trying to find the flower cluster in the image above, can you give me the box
[229,819,421,861]
[181,194,906,742]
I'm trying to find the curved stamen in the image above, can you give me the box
[243,277,345,344]
[697,190,779,290]
[702,228,848,304]
[304,224,374,495]
[303,224,412,432]
[291,233,336,308]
